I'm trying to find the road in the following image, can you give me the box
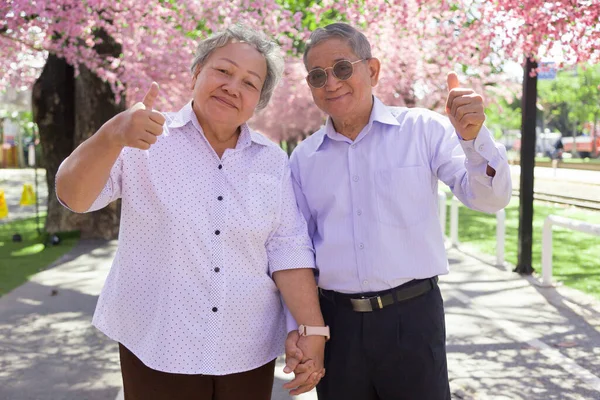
[510,165,600,203]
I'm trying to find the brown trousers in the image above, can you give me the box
[119,344,275,400]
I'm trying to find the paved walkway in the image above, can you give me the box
[1,239,600,400]
[2,167,600,399]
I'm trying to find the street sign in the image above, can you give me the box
[538,62,557,80]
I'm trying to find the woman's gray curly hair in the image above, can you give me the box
[190,24,284,111]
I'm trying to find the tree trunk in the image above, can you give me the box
[32,30,125,239]
[32,54,77,236]
[516,56,537,275]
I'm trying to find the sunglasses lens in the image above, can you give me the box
[308,70,327,88]
[334,61,353,80]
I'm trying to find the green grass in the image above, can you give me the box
[0,214,79,297]
[447,198,600,299]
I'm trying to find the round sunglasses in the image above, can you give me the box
[306,59,366,88]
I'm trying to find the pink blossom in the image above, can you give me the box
[1,0,598,142]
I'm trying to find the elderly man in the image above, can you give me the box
[285,23,511,399]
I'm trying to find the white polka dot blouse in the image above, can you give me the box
[62,102,315,375]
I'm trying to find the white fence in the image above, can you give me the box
[439,193,600,286]
[541,216,600,287]
[438,191,506,267]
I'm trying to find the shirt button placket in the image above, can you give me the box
[210,160,226,329]
[348,144,366,293]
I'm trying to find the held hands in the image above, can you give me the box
[445,72,485,141]
[106,82,166,150]
[283,330,326,395]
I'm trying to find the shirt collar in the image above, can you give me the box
[371,96,402,126]
[166,101,195,129]
[167,101,270,148]
[316,96,400,150]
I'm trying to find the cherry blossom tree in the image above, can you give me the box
[1,0,307,108]
[252,0,509,146]
[2,0,597,238]
[4,0,597,133]
[249,57,326,151]
[472,0,600,273]
[255,0,600,274]
[1,0,308,237]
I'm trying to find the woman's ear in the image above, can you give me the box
[191,64,202,90]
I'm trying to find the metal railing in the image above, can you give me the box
[437,191,447,234]
[541,216,600,287]
[439,191,506,267]
[441,195,600,285]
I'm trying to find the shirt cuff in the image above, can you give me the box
[460,127,505,187]
[475,127,500,160]
[268,247,315,275]
[460,127,505,165]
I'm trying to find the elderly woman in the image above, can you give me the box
[55,25,327,400]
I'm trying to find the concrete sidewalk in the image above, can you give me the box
[1,240,600,400]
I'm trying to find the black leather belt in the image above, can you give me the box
[319,277,438,312]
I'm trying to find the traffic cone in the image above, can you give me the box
[0,190,8,219]
[19,184,36,206]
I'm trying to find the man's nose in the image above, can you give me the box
[324,69,342,90]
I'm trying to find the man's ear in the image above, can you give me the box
[367,57,381,87]
[191,64,202,90]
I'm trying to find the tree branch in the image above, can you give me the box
[0,32,45,52]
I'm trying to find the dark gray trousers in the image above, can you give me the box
[316,279,451,400]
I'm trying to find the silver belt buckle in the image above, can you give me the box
[350,298,372,312]
[350,296,383,312]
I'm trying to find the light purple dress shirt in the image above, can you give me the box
[289,97,511,294]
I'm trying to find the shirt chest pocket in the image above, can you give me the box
[246,173,280,224]
[374,166,434,228]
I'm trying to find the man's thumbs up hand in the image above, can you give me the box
[445,72,485,141]
[109,82,166,150]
